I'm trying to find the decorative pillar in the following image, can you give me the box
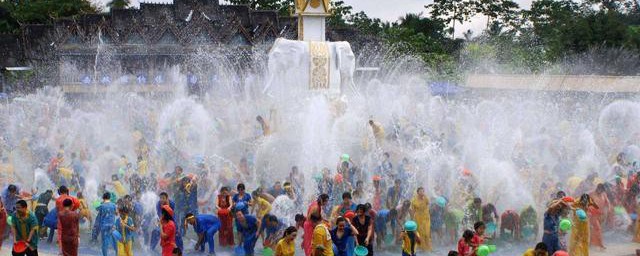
[295,0,331,42]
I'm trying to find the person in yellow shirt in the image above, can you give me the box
[111,175,127,198]
[275,226,297,256]
[368,120,385,146]
[136,156,147,176]
[311,214,333,256]
[522,242,548,256]
[401,221,421,256]
[252,191,272,220]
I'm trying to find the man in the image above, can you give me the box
[55,186,80,211]
[58,199,80,256]
[310,214,333,256]
[95,192,117,256]
[267,181,285,198]
[257,214,285,248]
[235,210,260,256]
[386,179,403,210]
[332,192,356,222]
[184,213,220,255]
[12,200,39,256]
[34,190,53,238]
[176,177,198,234]
[368,120,385,146]
[4,184,20,215]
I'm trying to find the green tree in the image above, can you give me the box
[474,0,519,29]
[426,0,477,37]
[227,0,294,16]
[107,0,130,9]
[0,0,97,33]
[327,0,353,28]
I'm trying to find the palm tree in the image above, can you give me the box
[107,0,130,10]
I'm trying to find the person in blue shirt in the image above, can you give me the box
[43,207,57,244]
[374,209,392,250]
[331,216,359,256]
[95,192,117,256]
[185,213,221,255]
[235,210,259,256]
[233,183,252,214]
[257,214,285,248]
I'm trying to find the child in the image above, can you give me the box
[116,207,136,256]
[77,192,93,228]
[472,221,486,247]
[457,230,474,256]
[401,221,421,256]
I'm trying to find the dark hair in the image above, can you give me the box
[342,192,352,200]
[474,221,485,231]
[175,166,183,172]
[534,242,548,251]
[364,203,372,211]
[119,206,129,214]
[63,199,73,207]
[417,187,424,193]
[473,197,482,204]
[237,183,245,191]
[58,186,69,195]
[16,200,27,208]
[103,192,111,200]
[162,208,174,222]
[172,247,182,255]
[295,214,306,222]
[310,213,322,223]
[185,213,195,221]
[266,214,278,223]
[556,191,566,199]
[462,229,474,241]
[447,251,459,256]
[318,194,329,203]
[159,192,168,198]
[388,209,398,220]
[76,192,83,198]
[356,204,366,213]
[282,226,297,239]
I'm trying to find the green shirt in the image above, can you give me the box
[12,211,39,248]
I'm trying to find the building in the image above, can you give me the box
[1,0,300,93]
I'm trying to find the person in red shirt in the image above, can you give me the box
[160,204,177,256]
[471,221,487,252]
[457,230,475,256]
[55,186,80,211]
[58,199,80,256]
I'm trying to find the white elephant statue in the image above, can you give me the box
[263,38,356,98]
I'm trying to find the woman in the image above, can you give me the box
[570,194,598,256]
[217,186,234,247]
[589,184,608,249]
[410,187,432,251]
[160,204,177,256]
[542,199,568,255]
[233,183,252,214]
[331,217,359,256]
[116,207,136,256]
[352,204,374,256]
[481,203,499,239]
[303,194,329,256]
[275,226,297,256]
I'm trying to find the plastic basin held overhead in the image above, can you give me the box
[354,245,369,256]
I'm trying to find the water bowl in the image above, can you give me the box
[13,241,27,253]
[559,219,572,232]
[354,245,368,256]
[263,247,274,256]
[477,245,490,256]
[576,209,587,221]
[404,221,417,232]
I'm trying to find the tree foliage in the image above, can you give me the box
[0,0,97,33]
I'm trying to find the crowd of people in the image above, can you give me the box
[0,147,638,256]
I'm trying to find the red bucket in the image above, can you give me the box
[13,241,27,253]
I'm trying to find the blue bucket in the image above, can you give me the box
[234,245,245,256]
